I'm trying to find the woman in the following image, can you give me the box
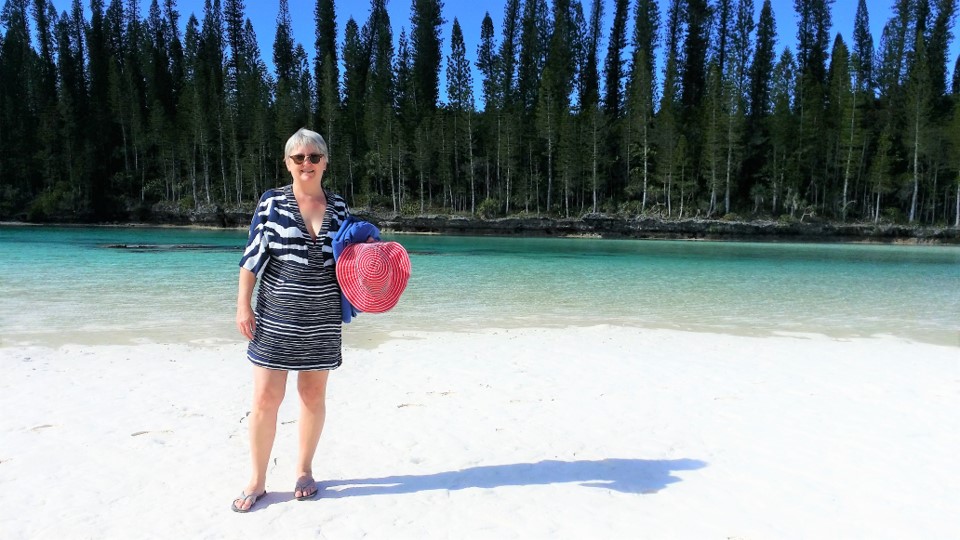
[232,128,348,512]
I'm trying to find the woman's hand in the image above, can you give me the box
[237,268,257,340]
[236,304,256,340]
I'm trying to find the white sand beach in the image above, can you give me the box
[1,326,958,539]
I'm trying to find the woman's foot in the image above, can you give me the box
[231,491,266,513]
[294,474,317,500]
[232,484,267,512]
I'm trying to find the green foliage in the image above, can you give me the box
[777,213,798,224]
[478,197,500,219]
[26,184,75,222]
[0,0,957,228]
[179,196,196,212]
[883,207,906,224]
[400,199,421,216]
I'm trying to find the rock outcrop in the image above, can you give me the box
[362,214,959,243]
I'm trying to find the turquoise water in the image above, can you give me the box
[1,224,958,347]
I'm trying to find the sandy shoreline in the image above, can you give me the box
[2,326,958,539]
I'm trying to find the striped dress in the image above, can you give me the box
[239,185,349,371]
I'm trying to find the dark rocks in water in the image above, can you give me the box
[20,201,958,244]
[103,243,238,252]
[143,202,250,227]
[364,214,960,244]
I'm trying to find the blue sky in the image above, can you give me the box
[43,0,960,104]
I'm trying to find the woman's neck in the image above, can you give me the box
[293,182,325,200]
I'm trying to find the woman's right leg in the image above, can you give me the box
[235,365,288,511]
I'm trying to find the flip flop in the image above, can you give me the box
[294,476,317,501]
[231,490,267,513]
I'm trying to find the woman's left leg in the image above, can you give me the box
[294,369,330,498]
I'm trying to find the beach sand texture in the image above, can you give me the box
[2,326,958,539]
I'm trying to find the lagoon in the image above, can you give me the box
[1,224,957,347]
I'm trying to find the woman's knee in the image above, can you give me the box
[251,366,287,412]
[298,373,329,409]
[252,384,285,412]
[298,385,327,409]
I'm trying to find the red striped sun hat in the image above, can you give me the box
[336,241,411,313]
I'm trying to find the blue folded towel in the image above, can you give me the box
[332,216,381,323]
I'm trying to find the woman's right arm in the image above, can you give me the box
[236,268,257,340]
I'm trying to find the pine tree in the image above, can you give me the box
[273,0,304,144]
[540,0,575,213]
[1,0,38,211]
[498,0,521,109]
[602,0,628,201]
[475,12,497,204]
[313,0,339,138]
[497,0,522,213]
[579,0,603,212]
[362,0,394,205]
[851,0,874,93]
[517,0,548,114]
[409,0,444,210]
[602,0,628,119]
[198,0,226,202]
[848,0,874,220]
[200,0,228,201]
[341,18,365,200]
[393,28,414,211]
[702,60,725,214]
[826,34,856,220]
[922,0,954,223]
[143,0,177,202]
[240,18,272,197]
[31,0,60,193]
[54,0,91,208]
[223,0,249,204]
[164,0,184,115]
[768,48,798,216]
[120,0,152,202]
[680,0,710,133]
[793,0,833,215]
[180,14,202,203]
[224,0,246,81]
[744,0,776,198]
[655,0,683,216]
[905,0,932,223]
[410,0,444,114]
[723,0,754,213]
[446,18,475,213]
[926,0,956,101]
[546,0,575,103]
[625,0,659,212]
[476,13,497,112]
[876,0,911,101]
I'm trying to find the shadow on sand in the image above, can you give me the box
[319,458,707,498]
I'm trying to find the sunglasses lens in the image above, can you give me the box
[290,154,323,165]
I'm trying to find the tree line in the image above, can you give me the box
[1,0,959,226]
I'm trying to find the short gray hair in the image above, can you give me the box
[284,128,328,160]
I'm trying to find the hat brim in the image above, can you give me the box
[336,241,411,313]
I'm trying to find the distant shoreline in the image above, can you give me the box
[3,212,959,244]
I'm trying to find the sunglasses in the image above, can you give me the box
[289,153,325,164]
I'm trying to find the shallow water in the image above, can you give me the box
[1,224,958,347]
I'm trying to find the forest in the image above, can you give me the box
[1,0,959,227]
